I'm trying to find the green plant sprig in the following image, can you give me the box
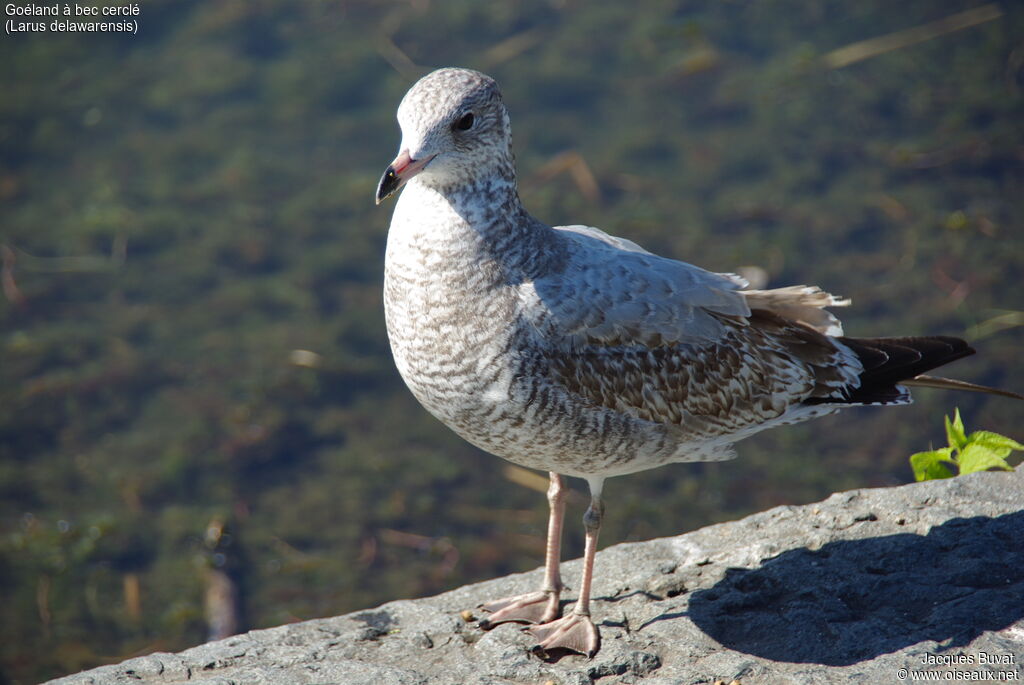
[910,408,1023,481]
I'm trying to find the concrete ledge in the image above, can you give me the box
[50,470,1024,684]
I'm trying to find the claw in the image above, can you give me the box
[527,612,600,658]
[479,590,561,627]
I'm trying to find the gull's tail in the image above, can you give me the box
[807,335,1021,405]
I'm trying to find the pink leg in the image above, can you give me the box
[571,493,603,617]
[527,479,604,657]
[540,472,567,596]
[480,472,566,626]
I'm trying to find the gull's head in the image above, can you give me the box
[376,68,512,204]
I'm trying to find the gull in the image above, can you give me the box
[374,67,1017,657]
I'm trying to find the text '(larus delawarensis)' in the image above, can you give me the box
[375,67,1019,658]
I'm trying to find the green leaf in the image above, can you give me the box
[957,443,1014,475]
[910,448,956,481]
[945,409,968,450]
[967,430,1024,454]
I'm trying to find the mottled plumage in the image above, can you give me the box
[375,67,989,657]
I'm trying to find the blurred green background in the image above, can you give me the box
[2,1,1023,682]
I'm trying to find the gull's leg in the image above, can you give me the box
[527,477,604,658]
[480,472,566,626]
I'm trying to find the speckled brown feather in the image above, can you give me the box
[550,310,853,439]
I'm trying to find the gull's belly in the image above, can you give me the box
[383,257,527,441]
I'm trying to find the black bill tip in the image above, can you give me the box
[376,165,400,205]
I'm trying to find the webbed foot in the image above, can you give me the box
[479,590,561,628]
[526,611,600,658]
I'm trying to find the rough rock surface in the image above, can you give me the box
[51,470,1024,684]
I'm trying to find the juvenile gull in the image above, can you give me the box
[375,67,1017,657]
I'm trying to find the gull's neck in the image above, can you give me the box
[391,164,559,281]
[394,175,509,237]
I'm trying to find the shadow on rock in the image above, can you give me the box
[687,511,1024,666]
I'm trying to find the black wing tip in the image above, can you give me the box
[821,335,980,406]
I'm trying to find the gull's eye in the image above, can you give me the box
[453,112,475,131]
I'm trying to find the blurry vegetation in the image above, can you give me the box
[910,408,1023,480]
[2,1,1023,682]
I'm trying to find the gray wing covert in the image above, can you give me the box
[531,225,751,347]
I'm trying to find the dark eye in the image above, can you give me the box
[453,112,475,131]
